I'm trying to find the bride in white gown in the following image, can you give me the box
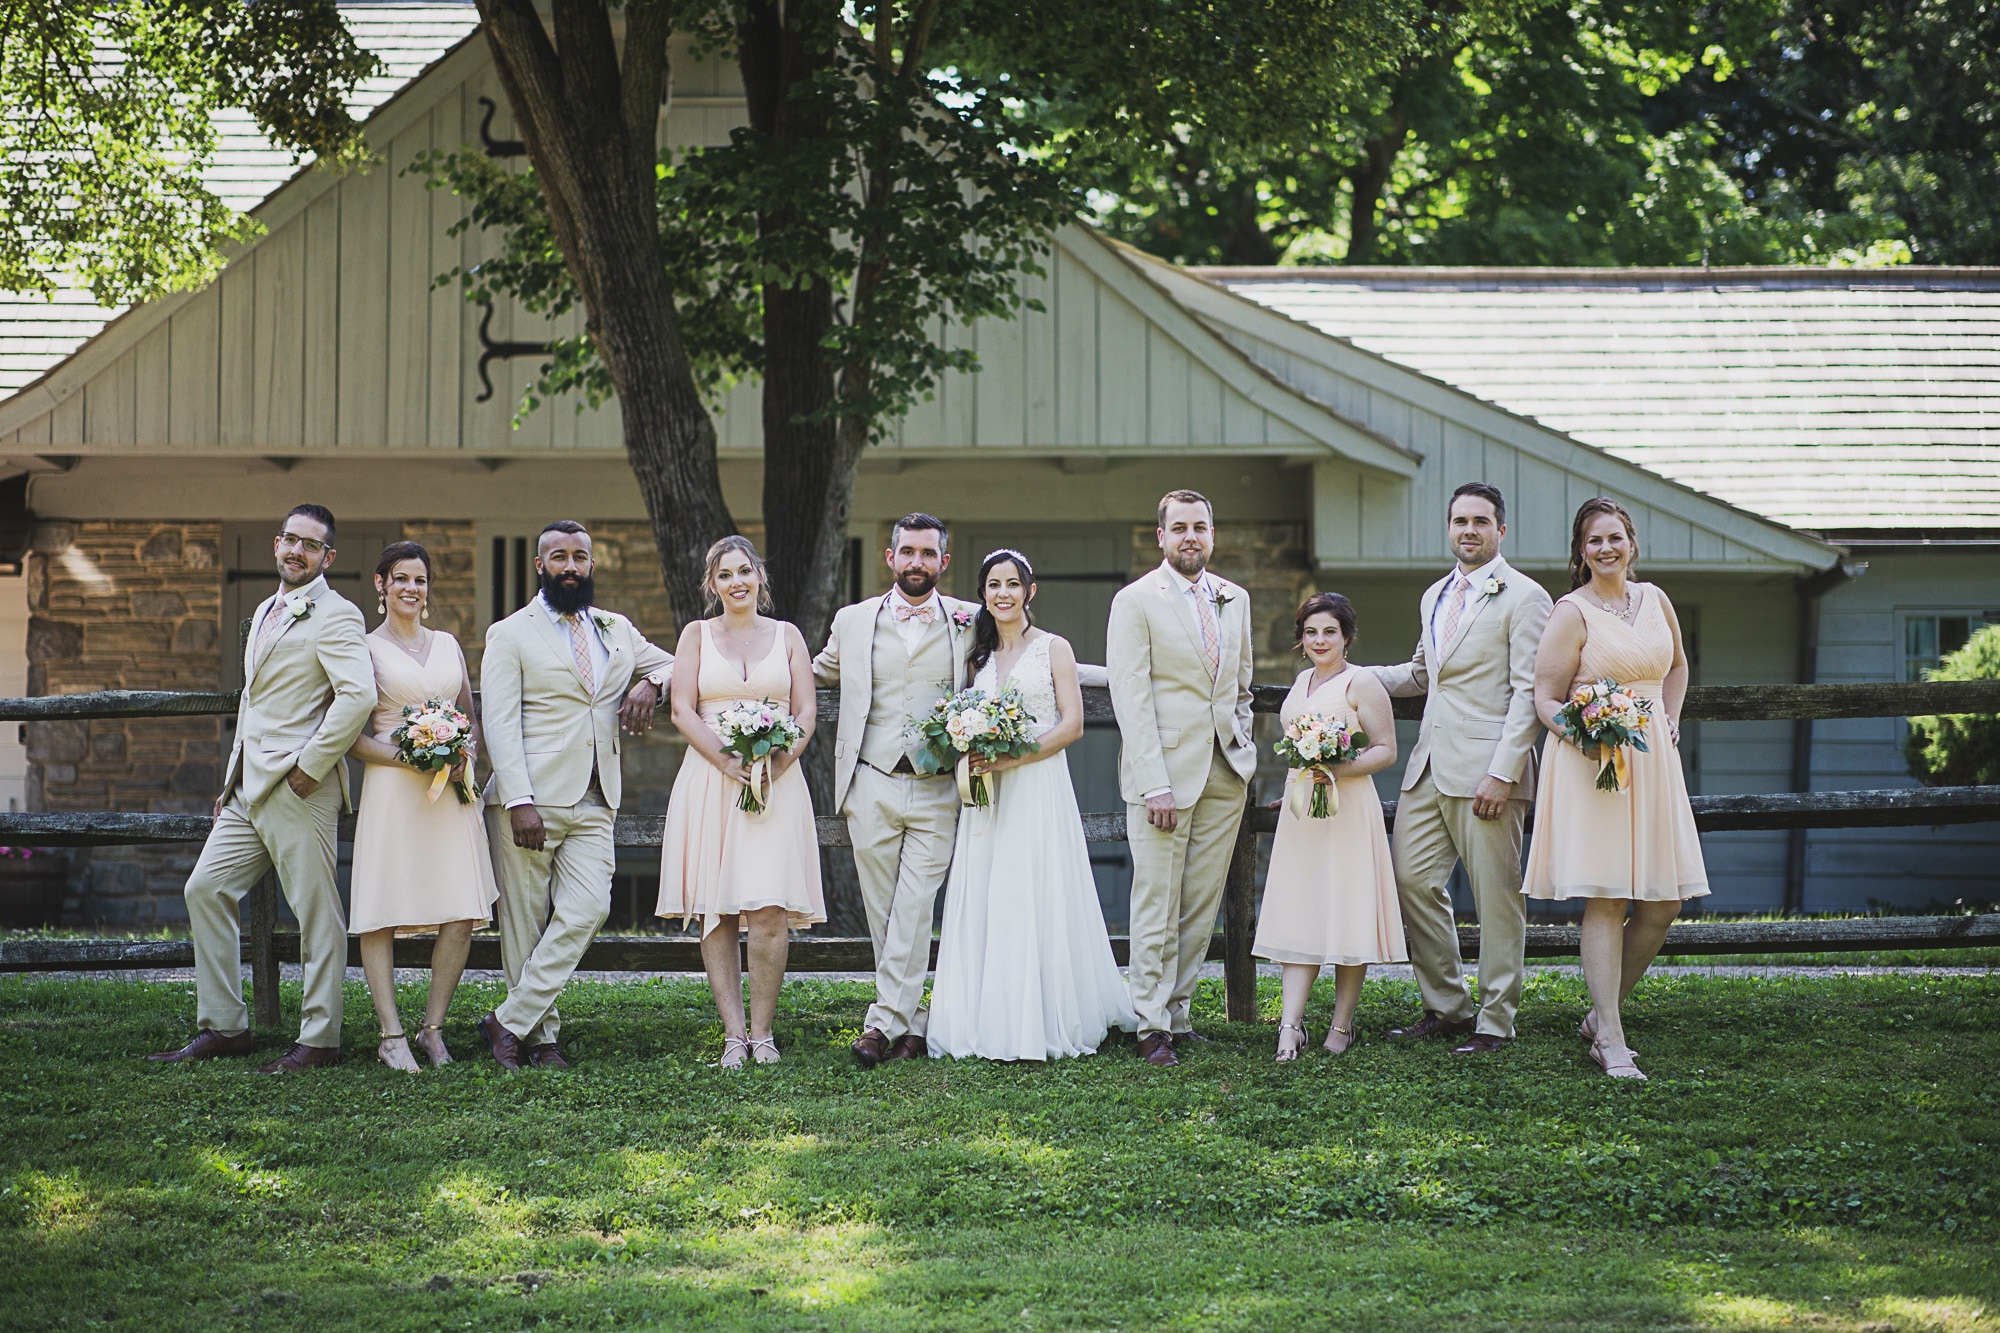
[929,548,1139,1061]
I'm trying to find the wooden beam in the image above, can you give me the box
[6,914,1994,974]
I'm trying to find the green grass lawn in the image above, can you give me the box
[2,969,1994,1332]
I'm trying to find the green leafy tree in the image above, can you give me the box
[1904,624,2000,787]
[0,0,380,303]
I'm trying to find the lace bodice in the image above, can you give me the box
[974,633,1061,740]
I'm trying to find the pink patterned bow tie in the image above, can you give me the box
[892,601,936,624]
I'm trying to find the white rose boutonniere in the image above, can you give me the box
[1211,588,1234,615]
[1481,576,1505,600]
[284,593,314,623]
[591,612,615,633]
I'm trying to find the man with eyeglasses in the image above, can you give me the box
[150,503,376,1073]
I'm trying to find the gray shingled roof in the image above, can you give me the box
[1201,266,2000,535]
[0,3,481,396]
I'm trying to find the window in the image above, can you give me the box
[1904,612,1991,680]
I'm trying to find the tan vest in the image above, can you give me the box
[858,604,955,773]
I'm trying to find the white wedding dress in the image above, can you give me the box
[928,633,1139,1061]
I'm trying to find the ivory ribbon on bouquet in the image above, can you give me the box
[955,754,992,809]
[744,755,774,817]
[427,767,451,803]
[1285,766,1338,820]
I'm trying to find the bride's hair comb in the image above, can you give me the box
[980,547,1034,580]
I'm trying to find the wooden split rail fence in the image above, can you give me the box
[1,680,1996,1025]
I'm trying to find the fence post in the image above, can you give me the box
[1222,800,1258,1022]
[249,871,280,1029]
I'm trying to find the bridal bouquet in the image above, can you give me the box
[1273,711,1367,819]
[713,699,805,815]
[1556,678,1653,792]
[909,686,1040,809]
[391,699,476,804]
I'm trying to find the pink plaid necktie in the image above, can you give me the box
[1439,573,1470,645]
[565,614,596,692]
[1194,583,1221,678]
[253,599,286,661]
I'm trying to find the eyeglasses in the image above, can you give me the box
[276,532,329,556]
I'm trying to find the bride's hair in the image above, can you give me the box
[969,548,1036,674]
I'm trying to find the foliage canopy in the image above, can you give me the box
[1904,623,2000,787]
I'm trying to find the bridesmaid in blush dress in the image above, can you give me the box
[347,542,498,1072]
[657,536,825,1069]
[1252,592,1404,1061]
[1525,498,1708,1081]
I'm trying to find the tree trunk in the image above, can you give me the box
[474,0,733,624]
[1216,177,1281,266]
[1344,102,1408,266]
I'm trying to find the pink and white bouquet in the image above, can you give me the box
[391,698,476,804]
[713,698,805,815]
[1273,711,1367,819]
[1556,678,1653,792]
[909,685,1040,808]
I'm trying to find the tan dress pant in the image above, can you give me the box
[1126,745,1247,1035]
[487,797,616,1046]
[843,764,959,1040]
[184,782,346,1047]
[1390,769,1528,1037]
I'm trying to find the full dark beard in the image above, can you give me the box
[894,566,938,600]
[541,570,596,615]
[1167,547,1208,577]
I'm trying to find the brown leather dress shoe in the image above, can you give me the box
[885,1034,927,1062]
[1451,1033,1513,1055]
[1137,1032,1180,1067]
[1383,1013,1476,1042]
[147,1028,255,1063]
[524,1043,572,1070]
[477,1012,524,1071]
[851,1028,890,1068]
[256,1043,340,1074]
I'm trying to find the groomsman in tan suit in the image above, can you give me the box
[1371,482,1552,1053]
[150,504,375,1073]
[814,513,978,1067]
[1108,491,1257,1067]
[477,521,673,1070]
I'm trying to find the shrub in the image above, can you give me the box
[1904,622,2000,785]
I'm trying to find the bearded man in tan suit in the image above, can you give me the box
[814,514,977,1067]
[1371,482,1552,1053]
[477,521,673,1070]
[1108,490,1257,1067]
[150,504,375,1074]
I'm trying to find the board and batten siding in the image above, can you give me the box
[1798,553,2000,912]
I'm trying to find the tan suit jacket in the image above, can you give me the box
[1372,555,1553,799]
[480,597,674,812]
[1107,566,1256,808]
[223,576,375,810]
[812,593,977,810]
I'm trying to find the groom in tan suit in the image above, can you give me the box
[814,513,977,1067]
[1372,482,1552,1053]
[477,521,673,1070]
[150,504,375,1073]
[1108,490,1256,1067]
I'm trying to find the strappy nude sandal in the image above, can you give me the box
[1579,1012,1637,1058]
[1274,1022,1309,1064]
[377,1027,420,1074]
[1322,1022,1356,1056]
[719,1036,749,1070]
[749,1035,781,1066]
[1590,1040,1647,1081]
[414,1022,452,1068]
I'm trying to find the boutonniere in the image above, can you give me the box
[1210,588,1234,614]
[1481,577,1505,600]
[950,607,975,630]
[283,593,314,623]
[591,612,615,633]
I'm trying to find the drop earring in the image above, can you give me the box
[377,597,386,615]
[421,604,430,621]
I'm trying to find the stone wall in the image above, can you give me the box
[26,521,225,925]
